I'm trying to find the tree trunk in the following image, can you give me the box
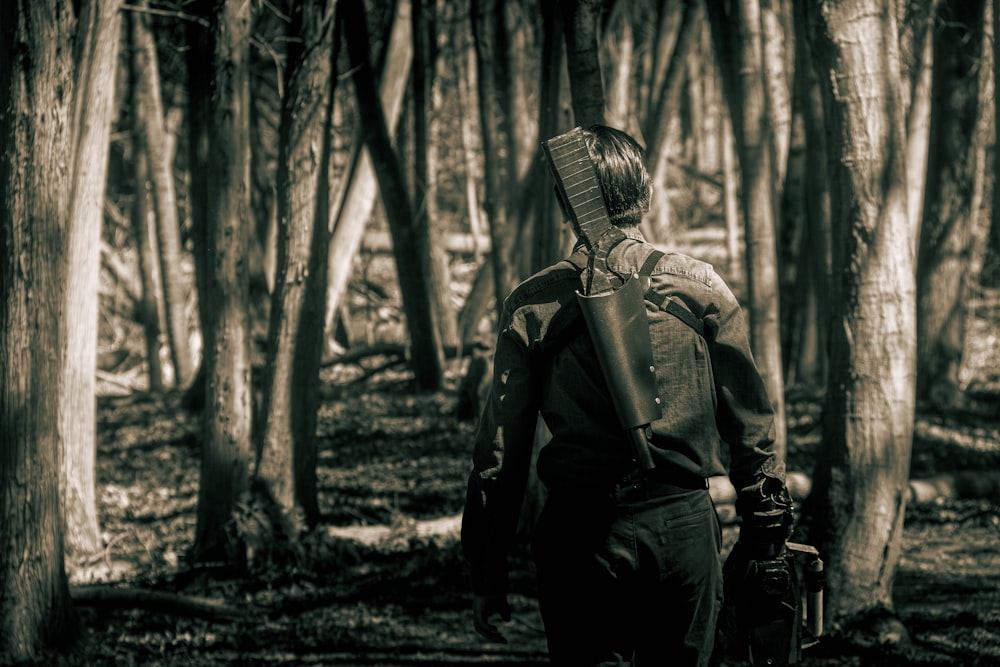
[530,0,570,273]
[644,0,703,183]
[414,0,459,350]
[192,0,254,568]
[917,0,988,408]
[0,1,79,659]
[708,0,787,459]
[806,0,917,633]
[904,1,938,239]
[133,0,195,388]
[323,0,412,354]
[185,0,213,347]
[257,0,338,527]
[472,0,516,311]
[343,0,444,391]
[604,2,633,132]
[128,20,166,391]
[558,0,605,128]
[62,0,122,560]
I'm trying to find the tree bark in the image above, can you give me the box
[323,0,412,354]
[257,0,338,527]
[0,1,80,659]
[192,0,254,568]
[128,26,166,392]
[917,0,988,408]
[61,0,122,560]
[472,0,516,311]
[558,0,605,128]
[414,0,459,350]
[806,0,917,632]
[708,0,787,459]
[133,0,195,388]
[343,0,444,391]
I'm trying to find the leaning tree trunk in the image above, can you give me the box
[133,0,194,388]
[192,0,254,568]
[806,0,917,634]
[0,1,79,659]
[343,0,444,391]
[61,0,122,560]
[257,0,338,528]
[323,0,412,353]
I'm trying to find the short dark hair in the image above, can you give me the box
[583,125,651,228]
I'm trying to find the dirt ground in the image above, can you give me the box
[42,368,1000,667]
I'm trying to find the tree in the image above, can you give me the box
[917,0,990,410]
[61,0,123,558]
[191,0,255,567]
[805,0,917,636]
[127,11,167,392]
[558,0,605,128]
[707,0,788,459]
[257,0,339,528]
[1,0,82,659]
[323,0,413,356]
[780,0,832,390]
[472,0,520,311]
[133,0,195,389]
[343,0,444,391]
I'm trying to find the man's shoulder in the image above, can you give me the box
[650,250,716,287]
[615,240,717,288]
[502,258,581,313]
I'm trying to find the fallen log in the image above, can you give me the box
[71,585,247,621]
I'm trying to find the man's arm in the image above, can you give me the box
[461,320,540,639]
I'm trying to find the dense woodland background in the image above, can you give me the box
[2,0,1000,664]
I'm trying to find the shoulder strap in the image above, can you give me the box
[639,249,707,340]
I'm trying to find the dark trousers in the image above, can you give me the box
[532,486,722,667]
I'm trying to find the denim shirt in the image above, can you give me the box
[461,229,784,596]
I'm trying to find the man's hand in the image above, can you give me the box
[472,594,512,644]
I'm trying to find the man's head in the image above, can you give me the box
[582,125,651,228]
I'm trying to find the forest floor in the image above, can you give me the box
[41,362,1000,667]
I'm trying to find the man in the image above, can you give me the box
[461,125,788,666]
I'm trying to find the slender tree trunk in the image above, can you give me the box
[917,0,987,408]
[904,1,938,239]
[257,0,338,527]
[531,0,569,273]
[761,0,792,191]
[192,0,254,568]
[185,0,213,348]
[708,0,787,458]
[720,109,742,282]
[414,0,459,350]
[472,0,515,310]
[127,13,167,391]
[323,0,412,352]
[1,1,79,659]
[62,0,122,559]
[644,0,703,180]
[344,0,443,390]
[558,0,605,128]
[604,2,633,131]
[806,0,917,633]
[133,0,194,388]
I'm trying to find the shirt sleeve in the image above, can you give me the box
[707,285,786,497]
[461,315,541,597]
